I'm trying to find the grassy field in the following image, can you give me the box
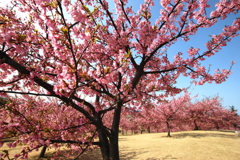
[1,130,240,160]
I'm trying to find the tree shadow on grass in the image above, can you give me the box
[30,147,146,160]
[145,155,178,160]
[74,148,102,160]
[119,147,179,160]
[119,147,148,160]
[119,137,129,141]
[30,148,103,160]
[61,147,147,160]
[171,131,237,139]
[120,148,178,160]
[75,147,148,160]
[218,130,235,133]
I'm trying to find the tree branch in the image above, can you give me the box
[144,67,177,74]
[0,90,56,97]
[49,139,100,146]
[0,51,107,133]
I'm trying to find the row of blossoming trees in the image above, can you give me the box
[119,93,240,137]
[1,92,239,159]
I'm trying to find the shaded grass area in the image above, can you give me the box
[1,130,239,160]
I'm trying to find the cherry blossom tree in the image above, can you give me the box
[150,93,192,136]
[228,106,240,129]
[183,95,236,130]
[0,95,99,159]
[185,97,214,130]
[209,104,240,130]
[0,0,239,159]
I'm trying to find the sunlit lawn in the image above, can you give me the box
[1,130,240,160]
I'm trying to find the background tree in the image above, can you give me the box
[148,92,192,136]
[182,95,237,130]
[186,97,214,130]
[0,95,99,159]
[228,105,239,129]
[0,0,239,159]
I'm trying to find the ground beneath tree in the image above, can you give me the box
[80,130,240,160]
[1,130,240,160]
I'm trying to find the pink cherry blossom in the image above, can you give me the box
[0,0,239,159]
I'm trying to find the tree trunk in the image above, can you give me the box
[215,123,219,130]
[166,121,171,137]
[39,146,47,158]
[97,99,122,160]
[147,126,150,133]
[108,100,122,160]
[109,135,120,160]
[193,120,199,130]
[98,129,110,160]
[98,134,120,160]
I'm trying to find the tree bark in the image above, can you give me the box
[193,120,199,130]
[121,129,124,135]
[147,126,150,133]
[166,121,171,137]
[98,100,122,160]
[98,129,110,160]
[108,100,122,160]
[39,146,47,158]
[98,132,120,160]
[109,136,120,160]
[215,123,219,130]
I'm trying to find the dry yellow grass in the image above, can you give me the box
[1,130,240,160]
[117,130,240,160]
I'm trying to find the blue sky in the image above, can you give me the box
[107,0,240,113]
